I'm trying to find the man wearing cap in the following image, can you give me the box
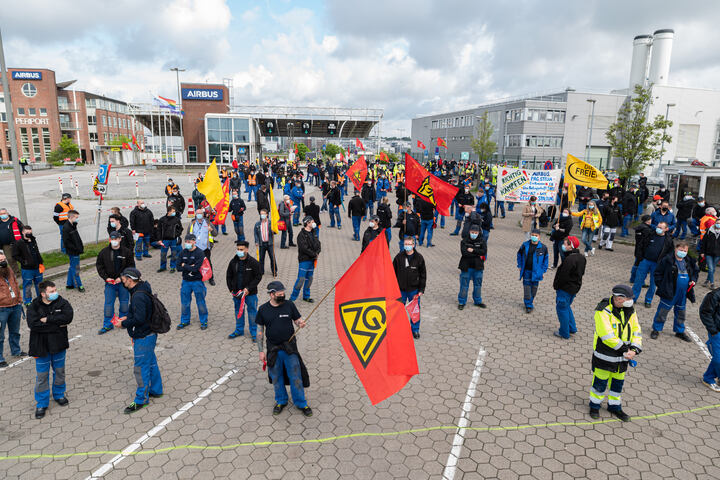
[226,241,262,340]
[254,209,277,277]
[119,268,163,414]
[303,196,321,239]
[517,229,549,314]
[291,217,321,303]
[156,206,183,274]
[361,215,382,252]
[588,284,642,422]
[177,234,209,330]
[53,193,73,253]
[457,224,487,310]
[255,281,312,417]
[552,236,586,339]
[393,236,426,339]
[96,231,135,334]
[348,189,366,242]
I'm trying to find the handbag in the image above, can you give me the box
[277,220,287,231]
[200,257,213,282]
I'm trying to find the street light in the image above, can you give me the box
[585,99,597,164]
[170,67,186,170]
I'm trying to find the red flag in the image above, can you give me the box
[404,153,458,216]
[294,143,299,154]
[121,142,132,150]
[346,156,368,191]
[356,138,365,151]
[417,140,426,150]
[437,137,447,148]
[380,151,389,162]
[334,231,418,405]
[131,134,142,151]
[214,179,231,225]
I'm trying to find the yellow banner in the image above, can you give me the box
[564,154,607,189]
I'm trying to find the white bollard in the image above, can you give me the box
[116,170,120,185]
[74,180,79,197]
[136,181,139,197]
[59,177,63,194]
[187,173,191,183]
[144,170,147,183]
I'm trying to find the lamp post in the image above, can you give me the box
[170,67,186,170]
[585,99,596,164]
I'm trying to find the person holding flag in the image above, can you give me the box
[403,153,458,218]
[393,236,427,339]
[226,241,262,341]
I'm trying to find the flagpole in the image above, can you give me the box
[287,284,337,343]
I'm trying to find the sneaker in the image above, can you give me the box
[606,248,614,252]
[228,331,244,339]
[98,326,113,335]
[124,402,145,414]
[589,408,600,419]
[0,361,7,368]
[35,407,47,419]
[412,332,420,339]
[675,332,692,342]
[644,302,652,309]
[598,245,604,250]
[449,233,459,236]
[135,257,143,261]
[200,325,208,330]
[458,304,465,310]
[143,254,152,258]
[590,248,596,256]
[65,285,74,290]
[702,380,720,392]
[712,283,716,290]
[78,287,85,293]
[169,268,176,273]
[475,303,487,308]
[584,252,588,257]
[13,351,26,357]
[251,336,257,343]
[222,232,229,236]
[551,265,557,269]
[55,397,69,406]
[651,330,659,339]
[209,279,216,286]
[273,403,287,415]
[609,409,631,422]
[176,323,189,330]
[553,331,568,339]
[303,298,314,303]
[299,406,313,417]
[525,307,533,314]
[157,268,167,273]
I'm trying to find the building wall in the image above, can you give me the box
[180,83,229,164]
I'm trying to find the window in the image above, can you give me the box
[39,108,47,116]
[86,98,96,109]
[0,113,5,123]
[17,108,25,116]
[113,117,117,128]
[28,108,36,116]
[21,83,37,98]
[0,93,4,103]
[104,133,108,143]
[42,128,51,155]
[88,115,96,125]
[504,135,522,147]
[31,128,41,158]
[20,127,29,155]
[524,135,563,148]
[188,145,197,163]
[4,129,8,142]
[102,116,107,127]
[89,132,98,143]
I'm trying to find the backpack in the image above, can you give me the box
[137,290,172,334]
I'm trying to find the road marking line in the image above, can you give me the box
[85,367,238,479]
[0,335,81,372]
[442,346,486,480]
[685,326,712,359]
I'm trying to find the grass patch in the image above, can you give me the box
[42,242,105,269]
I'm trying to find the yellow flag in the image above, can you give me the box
[269,183,280,234]
[197,160,223,207]
[564,154,607,189]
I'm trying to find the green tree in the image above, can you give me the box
[295,142,310,162]
[606,84,673,184]
[470,112,497,167]
[47,135,80,165]
[324,143,343,159]
[387,152,399,164]
[108,134,132,147]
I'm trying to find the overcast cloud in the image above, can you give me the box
[2,0,719,133]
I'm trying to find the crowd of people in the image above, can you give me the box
[0,156,719,424]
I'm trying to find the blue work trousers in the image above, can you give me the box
[419,219,434,246]
[458,268,483,305]
[401,290,420,333]
[246,185,257,202]
[632,259,658,305]
[329,205,342,227]
[160,239,181,269]
[233,294,258,337]
[66,255,82,288]
[103,282,129,330]
[0,304,22,362]
[135,236,150,258]
[180,280,208,327]
[352,216,362,240]
[652,273,689,333]
[706,255,719,284]
[133,334,162,405]
[621,214,633,237]
[522,270,539,309]
[34,351,66,408]
[290,261,315,301]
[555,290,577,338]
[21,268,42,304]
[59,224,65,254]
[673,219,689,239]
[269,349,307,408]
[703,333,720,385]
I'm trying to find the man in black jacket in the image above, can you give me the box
[129,200,154,260]
[650,241,697,341]
[630,215,653,284]
[457,224,487,310]
[415,197,436,247]
[290,217,321,303]
[451,186,474,236]
[327,181,343,229]
[27,280,73,419]
[621,188,638,237]
[229,189,247,242]
[674,193,696,240]
[61,210,84,292]
[303,196,321,239]
[699,288,720,392]
[396,202,420,252]
[13,225,43,305]
[109,214,134,251]
[348,190,366,241]
[599,197,621,251]
[256,183,271,214]
[106,207,129,236]
[156,206,183,273]
[166,186,185,215]
[361,180,376,220]
[119,268,162,414]
[377,197,392,244]
[553,236,586,339]
[96,231,135,335]
[226,241,263,341]
[361,215,382,252]
[632,221,674,308]
[393,236,426,339]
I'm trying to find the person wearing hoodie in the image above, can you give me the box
[129,200,155,260]
[599,196,622,251]
[361,180,377,219]
[550,208,573,268]
[12,225,44,305]
[156,206,183,273]
[361,215,382,252]
[229,189,247,242]
[290,217,321,303]
[552,236,586,339]
[393,236,426,339]
[650,241,697,342]
[95,232,135,335]
[376,197,393,243]
[451,185,475,236]
[289,181,305,226]
[348,190,367,242]
[674,193,696,240]
[457,224,487,310]
[571,201,602,256]
[701,217,720,289]
[517,229,549,313]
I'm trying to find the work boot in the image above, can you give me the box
[273,403,287,415]
[299,406,313,417]
[157,268,166,273]
[124,402,145,414]
[475,303,486,308]
[651,330,659,339]
[412,332,420,339]
[675,332,692,342]
[458,304,465,310]
[35,407,47,419]
[55,397,69,406]
[609,409,631,422]
[589,407,600,419]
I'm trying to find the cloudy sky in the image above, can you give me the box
[3,0,720,134]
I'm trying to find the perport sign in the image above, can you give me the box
[181,88,223,101]
[12,71,42,80]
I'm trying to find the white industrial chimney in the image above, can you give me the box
[629,34,652,90]
[648,29,674,86]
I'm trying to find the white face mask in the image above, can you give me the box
[368,222,375,228]
[260,214,267,220]
[311,222,317,229]
[140,204,146,209]
[622,299,634,308]
[110,240,120,247]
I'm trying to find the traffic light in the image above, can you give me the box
[302,122,311,135]
[327,122,336,136]
[264,121,275,135]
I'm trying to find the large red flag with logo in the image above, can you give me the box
[356,138,365,151]
[346,156,368,192]
[404,153,458,216]
[213,179,231,225]
[334,231,418,405]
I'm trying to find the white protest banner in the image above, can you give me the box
[496,167,562,204]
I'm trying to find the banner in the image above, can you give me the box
[496,167,562,204]
[564,154,608,189]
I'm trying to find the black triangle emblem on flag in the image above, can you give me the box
[417,176,436,206]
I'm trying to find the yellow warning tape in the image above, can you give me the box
[2,402,719,461]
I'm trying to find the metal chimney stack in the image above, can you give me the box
[629,34,653,90]
[648,29,674,86]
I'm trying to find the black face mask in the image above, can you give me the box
[275,295,286,304]
[0,261,7,268]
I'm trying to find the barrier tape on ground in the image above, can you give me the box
[3,402,719,461]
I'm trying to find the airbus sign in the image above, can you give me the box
[181,88,223,101]
[12,71,42,80]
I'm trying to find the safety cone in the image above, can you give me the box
[187,197,194,218]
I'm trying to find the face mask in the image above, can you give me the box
[715,223,720,229]
[530,201,535,205]
[655,227,664,235]
[661,207,668,212]
[311,222,317,229]
[232,195,238,199]
[562,213,569,217]
[196,213,203,220]
[699,202,705,207]
[184,243,193,249]
[110,240,120,247]
[169,212,176,217]
[275,295,286,304]
[140,204,146,209]
[677,250,687,259]
[561,244,567,252]
[110,222,117,228]
[45,291,59,302]
[470,233,479,240]
[404,245,414,253]
[236,251,246,258]
[0,260,6,268]
[588,205,594,209]
[260,214,267,220]
[464,189,470,193]
[530,235,539,243]
[74,219,79,224]
[0,215,8,221]
[622,299,634,308]
[368,222,375,228]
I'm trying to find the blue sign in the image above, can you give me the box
[181,88,223,101]
[97,164,110,184]
[543,160,554,170]
[322,144,326,151]
[12,71,42,81]
[238,147,246,154]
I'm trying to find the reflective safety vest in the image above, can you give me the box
[592,298,642,373]
[55,201,74,222]
[248,174,257,186]
[189,220,214,244]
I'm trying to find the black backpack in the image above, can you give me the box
[136,290,172,334]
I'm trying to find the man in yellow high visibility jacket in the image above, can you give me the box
[589,284,642,422]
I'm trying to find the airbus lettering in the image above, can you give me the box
[12,71,42,80]
[181,88,223,101]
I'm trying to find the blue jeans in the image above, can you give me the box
[495,201,505,217]
[281,221,294,248]
[689,218,700,236]
[292,206,301,225]
[247,185,257,201]
[555,290,577,338]
[522,270,539,309]
[419,219,434,246]
[385,228,391,243]
[21,268,42,303]
[233,294,258,337]
[0,304,22,362]
[434,210,445,228]
[652,273,689,333]
[66,255,82,288]
[135,236,150,258]
[621,214,633,237]
[133,334,162,405]
[329,205,342,227]
[160,239,181,269]
[233,217,245,242]
[180,280,208,326]
[673,219,689,239]
[507,202,515,211]
[401,290,420,333]
[269,349,307,408]
[706,255,719,284]
[290,261,315,301]
[581,228,594,253]
[630,258,640,283]
[104,282,129,330]
[59,224,65,254]
[458,268,483,305]
[703,333,720,384]
[365,201,375,219]
[351,216,361,240]
[321,198,328,211]
[632,259,658,304]
[34,350,66,408]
